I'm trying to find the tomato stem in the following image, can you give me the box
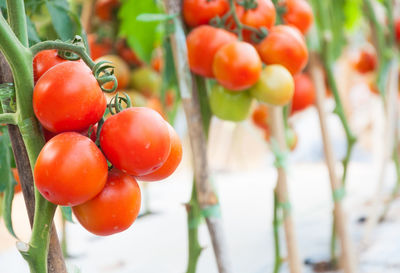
[272,190,282,273]
[1,1,67,272]
[0,113,18,124]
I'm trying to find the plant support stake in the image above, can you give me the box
[163,0,232,272]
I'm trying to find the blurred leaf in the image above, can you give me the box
[343,0,362,30]
[119,0,163,64]
[0,127,17,238]
[45,0,78,41]
[60,206,73,223]
[26,16,41,46]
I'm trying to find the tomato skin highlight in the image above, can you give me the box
[213,41,262,91]
[183,0,229,27]
[100,107,171,176]
[250,65,294,106]
[34,132,108,206]
[257,25,308,75]
[73,168,141,236]
[235,0,276,41]
[282,0,314,34]
[291,73,315,113]
[209,84,253,121]
[33,61,107,133]
[33,50,68,82]
[138,124,182,182]
[187,25,237,78]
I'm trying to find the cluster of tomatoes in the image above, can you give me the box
[184,0,312,124]
[31,49,182,236]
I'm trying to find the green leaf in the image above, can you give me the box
[45,0,76,41]
[136,13,177,22]
[60,206,73,223]
[26,16,41,46]
[0,127,17,238]
[119,0,163,64]
[343,0,362,30]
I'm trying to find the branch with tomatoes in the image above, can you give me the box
[0,1,183,272]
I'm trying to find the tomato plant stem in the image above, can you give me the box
[186,182,203,273]
[0,113,18,124]
[1,3,67,272]
[269,106,302,273]
[30,41,95,68]
[273,190,282,273]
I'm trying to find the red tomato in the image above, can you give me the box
[88,33,112,60]
[116,39,142,66]
[282,0,314,34]
[252,104,269,130]
[33,50,68,82]
[291,73,315,113]
[73,168,141,236]
[183,0,229,27]
[257,25,308,75]
[187,25,237,77]
[11,168,21,194]
[166,89,175,108]
[213,41,262,91]
[353,48,377,74]
[100,107,171,176]
[138,124,182,181]
[95,0,119,21]
[33,61,106,133]
[396,18,400,42]
[34,132,108,206]
[235,0,276,41]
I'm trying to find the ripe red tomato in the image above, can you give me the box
[95,0,119,21]
[213,41,262,91]
[116,39,142,66]
[33,61,106,133]
[11,168,21,194]
[183,0,229,27]
[33,50,68,82]
[187,25,237,78]
[282,0,314,34]
[250,65,294,105]
[396,18,400,42]
[209,84,252,121]
[34,132,108,206]
[138,124,182,181]
[353,48,377,74]
[95,55,130,91]
[252,103,269,130]
[235,0,276,41]
[257,25,308,75]
[291,73,315,113]
[151,48,163,72]
[88,33,112,60]
[73,168,141,236]
[100,107,171,176]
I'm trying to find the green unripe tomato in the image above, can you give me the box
[209,84,252,122]
[249,64,294,106]
[129,67,161,97]
[285,127,298,151]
